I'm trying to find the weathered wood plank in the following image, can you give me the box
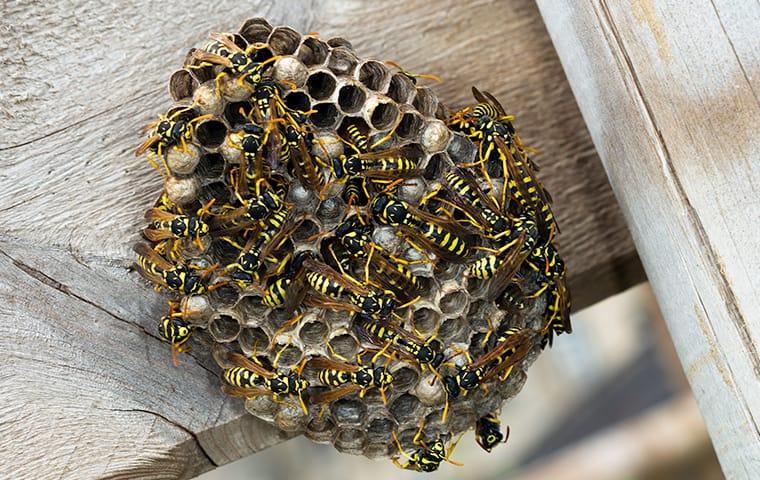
[0,0,642,478]
[537,0,760,477]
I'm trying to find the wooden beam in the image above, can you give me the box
[536,1,760,477]
[0,0,641,477]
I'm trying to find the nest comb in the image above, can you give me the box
[135,17,567,466]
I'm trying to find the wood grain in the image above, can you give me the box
[537,0,760,477]
[0,0,641,478]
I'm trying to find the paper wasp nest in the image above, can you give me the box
[135,18,569,467]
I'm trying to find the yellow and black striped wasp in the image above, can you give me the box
[219,347,310,414]
[222,208,302,287]
[320,214,423,303]
[143,198,215,261]
[279,108,328,195]
[134,242,219,296]
[332,124,420,183]
[475,412,510,453]
[302,258,397,320]
[190,32,280,94]
[391,421,463,472]
[261,251,313,310]
[536,273,572,349]
[353,313,444,373]
[308,347,395,405]
[371,191,471,263]
[211,176,289,234]
[135,106,213,176]
[158,300,196,367]
[441,327,534,421]
[440,167,510,239]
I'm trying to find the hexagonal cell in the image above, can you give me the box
[244,394,278,423]
[423,153,447,181]
[166,144,201,176]
[446,132,477,165]
[305,415,336,443]
[292,217,320,243]
[316,196,345,225]
[208,283,239,308]
[334,428,367,454]
[327,333,358,360]
[363,442,393,459]
[267,26,301,55]
[388,73,415,104]
[168,69,199,101]
[366,416,396,444]
[390,365,420,392]
[412,87,437,116]
[298,36,329,66]
[164,173,200,206]
[389,393,421,424]
[283,90,311,113]
[306,71,337,101]
[208,313,242,343]
[194,119,227,149]
[239,17,272,44]
[272,57,309,88]
[274,403,308,432]
[299,319,328,345]
[195,152,225,179]
[310,102,341,128]
[369,102,399,131]
[330,398,367,426]
[439,288,468,316]
[412,306,440,335]
[358,61,389,92]
[413,372,445,406]
[396,112,424,139]
[437,316,470,344]
[446,403,476,435]
[270,343,303,369]
[328,47,359,76]
[180,295,213,325]
[327,37,352,49]
[238,326,270,355]
[420,119,450,154]
[337,84,366,114]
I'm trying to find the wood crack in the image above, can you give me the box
[0,246,216,377]
[102,407,218,468]
[0,88,161,152]
[595,0,760,378]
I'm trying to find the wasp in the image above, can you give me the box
[325,215,422,301]
[308,348,395,405]
[261,250,313,310]
[537,274,572,349]
[353,313,443,372]
[190,32,280,94]
[441,327,534,421]
[279,110,327,194]
[211,177,288,233]
[143,198,215,260]
[391,422,462,472]
[135,106,213,176]
[441,167,510,238]
[219,348,309,414]
[331,125,419,182]
[222,209,300,287]
[134,242,218,295]
[158,301,195,367]
[475,413,510,453]
[371,192,471,263]
[303,258,397,320]
[341,176,371,207]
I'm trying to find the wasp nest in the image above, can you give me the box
[134,18,570,472]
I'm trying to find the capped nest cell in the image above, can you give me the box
[133,18,570,473]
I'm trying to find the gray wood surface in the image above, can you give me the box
[0,1,642,478]
[537,1,760,477]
